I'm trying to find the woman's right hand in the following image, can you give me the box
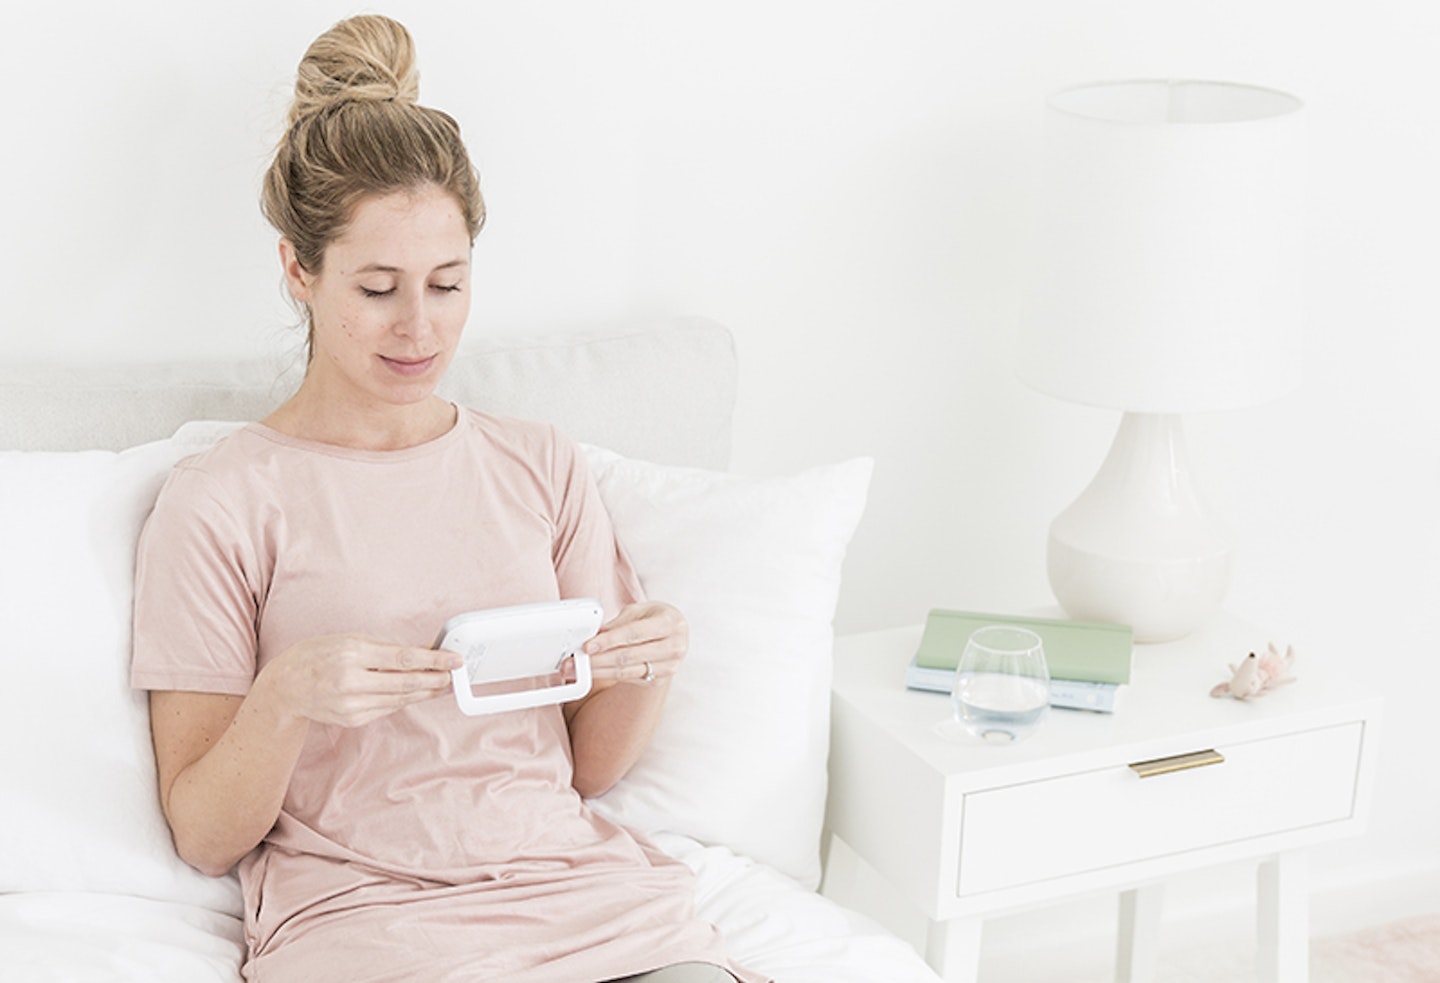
[264,634,463,728]
[152,635,460,875]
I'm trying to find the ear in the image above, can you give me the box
[278,238,315,303]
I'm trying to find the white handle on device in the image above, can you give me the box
[449,653,592,716]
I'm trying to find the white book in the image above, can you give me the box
[905,657,1121,713]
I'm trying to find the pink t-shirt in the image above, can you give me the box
[131,410,762,983]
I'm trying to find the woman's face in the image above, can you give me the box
[282,185,472,411]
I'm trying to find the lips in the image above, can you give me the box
[379,354,439,377]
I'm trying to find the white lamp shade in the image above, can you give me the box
[1019,79,1305,412]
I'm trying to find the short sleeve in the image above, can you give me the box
[130,462,262,695]
[548,428,644,617]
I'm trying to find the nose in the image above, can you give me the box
[392,286,433,342]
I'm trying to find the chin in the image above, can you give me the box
[382,379,446,407]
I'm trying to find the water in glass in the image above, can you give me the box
[951,625,1050,743]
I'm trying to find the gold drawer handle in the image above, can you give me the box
[1128,749,1225,778]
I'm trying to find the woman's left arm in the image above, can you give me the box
[564,601,688,798]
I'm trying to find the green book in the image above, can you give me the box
[914,609,1133,685]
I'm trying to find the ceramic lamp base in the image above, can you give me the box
[1047,412,1234,643]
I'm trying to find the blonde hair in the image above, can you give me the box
[261,14,485,283]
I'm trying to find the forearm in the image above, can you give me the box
[156,672,310,876]
[566,600,686,798]
[154,635,458,875]
[567,676,670,799]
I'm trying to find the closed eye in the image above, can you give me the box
[358,284,462,298]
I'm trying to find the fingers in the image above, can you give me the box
[275,636,461,727]
[376,645,464,674]
[588,602,687,651]
[584,602,688,686]
[367,659,458,694]
[357,645,459,703]
[353,644,459,700]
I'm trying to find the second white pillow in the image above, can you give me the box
[583,446,874,889]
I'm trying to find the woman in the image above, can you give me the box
[130,15,759,983]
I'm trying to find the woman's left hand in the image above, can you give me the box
[582,601,687,688]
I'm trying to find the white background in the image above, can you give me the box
[3,0,1435,916]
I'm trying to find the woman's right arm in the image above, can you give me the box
[151,635,462,876]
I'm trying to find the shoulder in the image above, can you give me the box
[151,425,288,523]
[457,406,563,446]
[455,407,582,465]
[453,408,599,503]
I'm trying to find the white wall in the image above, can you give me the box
[4,0,1435,913]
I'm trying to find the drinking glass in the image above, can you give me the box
[950,626,1050,743]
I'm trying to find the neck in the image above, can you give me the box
[263,388,457,451]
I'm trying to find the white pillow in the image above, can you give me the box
[0,431,242,914]
[584,446,874,889]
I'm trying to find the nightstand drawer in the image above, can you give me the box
[956,721,1365,897]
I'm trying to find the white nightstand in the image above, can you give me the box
[824,614,1382,983]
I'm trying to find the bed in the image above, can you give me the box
[0,317,942,982]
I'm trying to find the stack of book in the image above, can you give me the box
[905,609,1132,712]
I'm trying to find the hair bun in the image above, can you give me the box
[289,14,420,124]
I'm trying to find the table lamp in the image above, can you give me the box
[1018,79,1305,643]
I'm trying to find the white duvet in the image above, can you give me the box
[0,835,938,983]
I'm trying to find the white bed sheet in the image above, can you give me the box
[0,892,244,982]
[0,837,940,983]
[666,833,942,983]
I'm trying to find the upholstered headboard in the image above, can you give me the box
[0,317,736,469]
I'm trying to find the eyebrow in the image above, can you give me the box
[353,258,470,275]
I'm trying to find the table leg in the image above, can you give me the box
[1257,851,1309,983]
[925,917,983,983]
[1116,882,1165,983]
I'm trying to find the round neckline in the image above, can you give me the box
[244,403,465,462]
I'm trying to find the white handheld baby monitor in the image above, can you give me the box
[433,598,604,716]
